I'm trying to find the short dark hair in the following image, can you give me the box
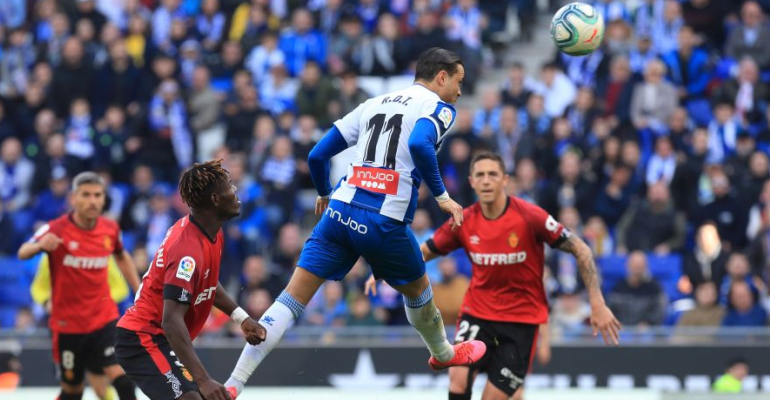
[179,159,230,210]
[470,152,506,173]
[414,47,463,82]
[72,171,105,191]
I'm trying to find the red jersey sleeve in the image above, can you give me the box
[162,244,202,304]
[113,228,125,255]
[426,217,462,256]
[524,202,570,248]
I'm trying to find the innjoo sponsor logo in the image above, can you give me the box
[325,207,368,234]
[348,166,399,195]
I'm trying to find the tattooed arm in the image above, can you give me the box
[556,235,622,345]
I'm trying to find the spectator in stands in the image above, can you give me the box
[405,11,448,67]
[719,253,764,304]
[292,115,320,192]
[120,164,155,239]
[683,222,730,291]
[245,32,285,84]
[151,0,186,48]
[51,38,92,118]
[645,136,677,187]
[195,0,225,52]
[304,281,347,327]
[735,151,769,208]
[536,63,577,118]
[31,167,69,228]
[441,139,473,206]
[682,0,728,49]
[260,63,298,116]
[239,255,285,304]
[146,79,193,179]
[698,171,748,251]
[188,65,222,161]
[671,128,709,214]
[125,14,148,68]
[260,136,297,227]
[651,0,683,56]
[43,13,70,67]
[210,40,245,89]
[333,70,370,118]
[432,257,469,325]
[512,158,538,203]
[242,288,273,325]
[594,163,634,228]
[596,56,635,129]
[565,87,599,140]
[355,13,406,77]
[616,182,685,254]
[723,280,768,326]
[248,114,277,172]
[675,281,725,327]
[12,82,46,141]
[550,288,590,336]
[583,216,614,256]
[607,251,668,326]
[662,25,711,107]
[279,8,326,77]
[226,85,265,151]
[0,28,34,100]
[144,184,178,255]
[629,36,657,75]
[346,293,383,326]
[90,40,140,118]
[63,98,96,172]
[707,102,742,164]
[726,2,770,69]
[0,137,34,212]
[519,93,552,138]
[295,61,336,128]
[327,15,364,75]
[74,0,107,36]
[539,151,594,221]
[472,89,502,138]
[444,0,485,94]
[713,58,768,132]
[746,179,770,241]
[0,104,14,145]
[631,59,677,134]
[500,63,533,108]
[0,190,18,256]
[493,106,529,174]
[272,222,302,272]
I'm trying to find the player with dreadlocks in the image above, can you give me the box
[115,160,267,400]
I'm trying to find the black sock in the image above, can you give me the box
[449,392,472,400]
[59,392,83,400]
[112,375,137,400]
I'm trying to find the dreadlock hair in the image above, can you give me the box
[179,159,229,210]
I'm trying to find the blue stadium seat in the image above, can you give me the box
[0,307,17,328]
[598,254,683,301]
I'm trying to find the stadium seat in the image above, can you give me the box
[598,254,683,301]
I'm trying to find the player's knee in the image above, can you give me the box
[448,392,472,400]
[59,391,84,400]
[111,375,136,400]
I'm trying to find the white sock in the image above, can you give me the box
[226,292,304,394]
[404,286,455,363]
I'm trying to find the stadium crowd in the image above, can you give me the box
[2,0,770,339]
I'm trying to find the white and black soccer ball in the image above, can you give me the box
[550,2,605,56]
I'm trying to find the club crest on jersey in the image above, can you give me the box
[470,235,480,245]
[438,107,453,129]
[104,236,112,250]
[181,367,194,382]
[508,232,519,248]
[176,257,196,282]
[68,241,79,251]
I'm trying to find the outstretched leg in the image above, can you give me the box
[225,267,325,395]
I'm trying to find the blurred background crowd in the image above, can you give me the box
[1,0,770,340]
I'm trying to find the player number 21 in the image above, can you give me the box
[455,320,480,342]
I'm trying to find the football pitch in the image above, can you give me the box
[1,387,662,400]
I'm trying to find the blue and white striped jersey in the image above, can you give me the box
[331,84,457,223]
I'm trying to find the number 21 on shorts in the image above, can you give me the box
[455,320,480,342]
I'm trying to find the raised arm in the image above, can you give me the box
[555,235,622,345]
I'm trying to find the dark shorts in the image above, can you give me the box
[114,327,198,400]
[454,314,539,396]
[52,319,119,385]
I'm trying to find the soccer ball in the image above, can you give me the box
[550,2,605,56]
